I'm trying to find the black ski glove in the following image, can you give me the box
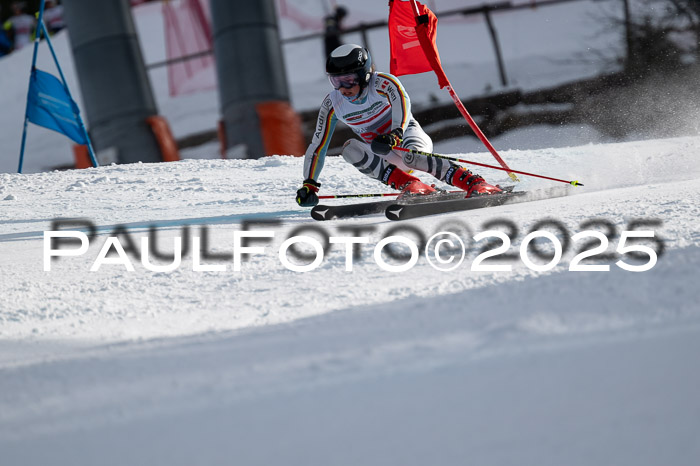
[371,128,404,155]
[296,179,321,207]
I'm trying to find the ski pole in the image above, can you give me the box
[318,193,401,199]
[390,145,583,187]
[319,189,470,200]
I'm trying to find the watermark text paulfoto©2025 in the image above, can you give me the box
[43,218,665,274]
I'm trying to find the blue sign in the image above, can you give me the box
[26,68,88,145]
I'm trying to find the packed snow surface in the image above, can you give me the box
[1,135,699,464]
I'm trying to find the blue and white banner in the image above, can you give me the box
[26,68,88,145]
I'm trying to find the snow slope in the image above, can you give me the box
[1,135,699,464]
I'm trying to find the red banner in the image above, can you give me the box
[163,0,217,96]
[388,0,449,88]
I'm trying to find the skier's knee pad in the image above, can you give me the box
[401,150,421,170]
[340,139,365,165]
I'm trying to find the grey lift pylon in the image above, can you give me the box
[211,0,296,159]
[62,0,162,164]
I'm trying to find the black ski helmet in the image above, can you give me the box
[326,44,372,89]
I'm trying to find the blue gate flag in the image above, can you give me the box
[26,69,88,145]
[18,0,97,173]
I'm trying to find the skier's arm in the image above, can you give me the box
[302,95,337,183]
[297,95,337,207]
[375,72,411,135]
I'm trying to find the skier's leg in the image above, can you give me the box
[398,119,454,180]
[340,139,435,193]
[399,119,501,197]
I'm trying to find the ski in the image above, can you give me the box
[385,185,573,221]
[311,199,397,221]
[311,186,515,221]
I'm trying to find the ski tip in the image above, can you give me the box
[570,180,584,187]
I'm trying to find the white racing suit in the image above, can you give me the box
[303,71,455,185]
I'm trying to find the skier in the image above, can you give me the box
[296,44,502,207]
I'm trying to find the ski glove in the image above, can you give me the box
[371,128,403,155]
[296,179,321,207]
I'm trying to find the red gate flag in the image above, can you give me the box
[388,0,518,180]
[388,0,449,88]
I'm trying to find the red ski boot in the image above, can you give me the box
[447,167,502,197]
[384,166,436,195]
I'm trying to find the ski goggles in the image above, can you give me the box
[328,73,360,89]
